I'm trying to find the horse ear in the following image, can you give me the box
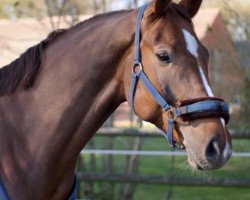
[152,0,172,16]
[179,0,202,18]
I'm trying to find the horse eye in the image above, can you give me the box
[156,51,172,64]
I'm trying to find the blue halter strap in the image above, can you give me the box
[129,4,230,149]
[68,176,77,200]
[0,176,77,200]
[0,179,9,200]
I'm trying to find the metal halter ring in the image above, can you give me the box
[167,108,190,126]
[132,62,143,76]
[167,108,177,121]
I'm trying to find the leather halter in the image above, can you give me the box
[129,4,230,149]
[0,179,9,200]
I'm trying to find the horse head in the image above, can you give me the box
[125,0,232,170]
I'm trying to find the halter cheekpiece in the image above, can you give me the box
[129,4,230,149]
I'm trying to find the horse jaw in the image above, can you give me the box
[179,118,232,170]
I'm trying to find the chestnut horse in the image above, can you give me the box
[0,0,232,199]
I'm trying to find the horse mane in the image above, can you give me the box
[0,29,67,96]
[0,10,131,96]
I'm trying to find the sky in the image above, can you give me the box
[110,0,148,10]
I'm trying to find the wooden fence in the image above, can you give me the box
[94,127,250,139]
[77,173,250,188]
[76,128,250,199]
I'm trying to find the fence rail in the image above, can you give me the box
[81,149,250,157]
[77,173,250,188]
[95,128,250,139]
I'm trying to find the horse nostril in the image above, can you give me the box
[205,138,220,161]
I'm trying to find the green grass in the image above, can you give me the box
[79,136,250,200]
[167,187,250,200]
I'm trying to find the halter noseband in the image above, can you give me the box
[129,4,230,149]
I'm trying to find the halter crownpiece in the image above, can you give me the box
[129,4,230,149]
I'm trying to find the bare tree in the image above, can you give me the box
[129,0,139,8]
[222,0,250,41]
[202,0,250,41]
[43,0,81,30]
[92,0,107,14]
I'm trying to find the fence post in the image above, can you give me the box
[101,137,115,199]
[166,150,176,200]
[82,139,96,199]
[76,155,84,198]
[120,137,143,200]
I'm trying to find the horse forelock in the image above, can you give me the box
[170,3,193,26]
[146,2,191,20]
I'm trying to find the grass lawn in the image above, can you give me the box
[134,185,250,200]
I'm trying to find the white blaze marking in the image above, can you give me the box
[223,142,232,160]
[182,29,214,97]
[182,30,199,58]
[220,118,226,128]
[182,29,225,128]
[198,67,214,97]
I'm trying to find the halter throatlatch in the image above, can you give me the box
[129,4,230,149]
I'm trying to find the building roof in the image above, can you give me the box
[193,8,220,40]
[0,16,90,66]
[0,9,229,67]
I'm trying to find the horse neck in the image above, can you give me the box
[0,10,136,199]
[38,10,136,147]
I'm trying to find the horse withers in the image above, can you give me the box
[0,0,232,199]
